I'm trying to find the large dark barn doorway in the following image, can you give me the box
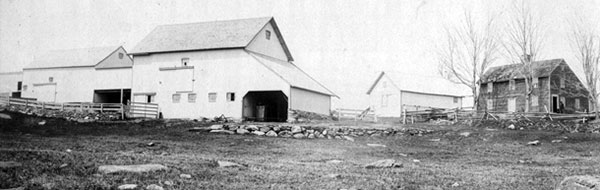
[94,89,131,103]
[242,91,288,122]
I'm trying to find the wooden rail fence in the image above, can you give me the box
[335,108,377,122]
[128,102,160,119]
[0,96,127,119]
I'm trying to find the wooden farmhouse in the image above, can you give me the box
[366,71,470,118]
[20,46,133,103]
[128,17,336,121]
[478,59,590,113]
[0,71,23,98]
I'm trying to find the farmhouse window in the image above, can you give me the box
[188,93,197,103]
[266,30,271,40]
[560,77,565,88]
[226,92,235,102]
[560,97,566,107]
[118,53,124,59]
[172,94,181,103]
[17,81,22,91]
[381,94,389,107]
[509,80,515,91]
[487,99,493,110]
[487,83,493,93]
[532,95,538,106]
[575,98,580,110]
[181,58,189,66]
[532,77,539,88]
[208,93,217,102]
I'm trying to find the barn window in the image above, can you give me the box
[509,80,515,91]
[266,30,271,40]
[532,95,538,106]
[146,95,155,103]
[181,58,189,66]
[382,81,387,88]
[381,94,389,107]
[118,53,124,59]
[17,81,22,91]
[560,77,565,88]
[22,85,27,91]
[188,93,197,103]
[172,94,181,103]
[226,92,235,102]
[487,82,493,93]
[575,98,580,110]
[453,97,458,103]
[532,77,539,88]
[208,92,217,102]
[49,77,54,82]
[487,99,493,110]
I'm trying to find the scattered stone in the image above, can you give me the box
[459,132,471,137]
[59,163,68,169]
[117,184,138,190]
[325,173,341,178]
[146,184,164,190]
[278,131,293,138]
[244,125,259,131]
[180,173,192,179]
[365,159,402,169]
[42,183,54,189]
[210,130,235,135]
[163,181,174,186]
[266,130,278,137]
[367,144,386,147]
[527,140,540,146]
[259,126,270,132]
[272,126,281,132]
[293,133,305,139]
[0,161,22,169]
[291,126,303,134]
[429,138,441,142]
[326,160,343,164]
[217,161,244,168]
[343,136,355,142]
[66,149,72,153]
[507,124,516,130]
[252,131,265,136]
[307,134,315,138]
[0,113,11,119]
[98,164,167,174]
[38,120,46,125]
[485,128,498,131]
[208,124,223,130]
[322,130,328,136]
[147,142,155,147]
[451,182,460,187]
[557,175,600,190]
[236,128,249,134]
[413,159,421,163]
[518,160,533,164]
[398,153,408,157]
[552,140,563,143]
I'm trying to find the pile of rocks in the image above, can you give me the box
[475,118,600,133]
[2,104,122,122]
[205,124,434,139]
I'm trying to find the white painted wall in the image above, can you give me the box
[368,76,402,117]
[21,67,132,102]
[290,87,331,115]
[245,22,289,61]
[0,72,22,95]
[400,91,462,111]
[131,49,291,119]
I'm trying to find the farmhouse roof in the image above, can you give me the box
[366,71,471,97]
[129,17,293,60]
[480,59,565,83]
[24,46,130,70]
[248,52,337,97]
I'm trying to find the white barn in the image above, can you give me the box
[0,72,23,97]
[21,46,133,103]
[129,17,336,121]
[366,71,470,117]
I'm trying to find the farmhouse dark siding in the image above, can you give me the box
[478,59,590,113]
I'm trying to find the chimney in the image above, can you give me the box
[521,54,532,63]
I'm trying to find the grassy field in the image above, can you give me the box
[1,111,600,190]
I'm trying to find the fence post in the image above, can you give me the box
[26,99,29,107]
[7,96,10,106]
[42,102,45,110]
[80,103,83,112]
[121,103,125,120]
[61,103,64,111]
[403,108,407,124]
[100,104,103,113]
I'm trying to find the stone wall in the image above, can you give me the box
[0,104,122,122]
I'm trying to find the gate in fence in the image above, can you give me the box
[128,102,160,119]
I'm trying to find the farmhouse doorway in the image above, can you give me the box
[242,91,288,122]
[94,89,131,103]
[552,95,559,113]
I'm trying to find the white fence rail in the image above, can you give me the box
[335,108,377,122]
[129,102,159,119]
[0,95,125,118]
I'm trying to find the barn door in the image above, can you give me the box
[507,98,516,112]
[34,84,57,102]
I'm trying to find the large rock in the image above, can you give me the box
[0,161,22,169]
[556,175,600,190]
[117,184,138,190]
[210,130,234,135]
[236,128,249,134]
[364,159,403,169]
[146,184,164,190]
[293,133,305,139]
[291,126,303,134]
[0,113,11,119]
[244,125,259,131]
[278,131,293,138]
[209,125,223,130]
[266,130,278,137]
[252,131,265,136]
[98,164,167,174]
[259,126,271,132]
[217,161,244,168]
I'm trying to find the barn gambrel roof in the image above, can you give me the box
[129,17,294,61]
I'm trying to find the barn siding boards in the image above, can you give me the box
[290,87,331,115]
[0,72,23,96]
[245,21,289,61]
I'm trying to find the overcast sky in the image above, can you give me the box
[1,0,599,109]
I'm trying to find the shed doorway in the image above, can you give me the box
[242,91,288,122]
[94,89,131,103]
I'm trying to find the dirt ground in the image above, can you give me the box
[1,111,600,190]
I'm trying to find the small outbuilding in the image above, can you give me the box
[0,72,23,98]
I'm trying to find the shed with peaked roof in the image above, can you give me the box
[129,17,336,120]
[21,46,133,103]
[478,59,590,113]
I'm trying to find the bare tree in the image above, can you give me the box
[502,0,545,112]
[570,16,600,118]
[437,10,498,111]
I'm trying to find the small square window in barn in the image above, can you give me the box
[575,98,580,110]
[22,85,27,91]
[208,92,217,102]
[146,95,155,103]
[118,53,124,59]
[17,81,22,91]
[453,97,458,103]
[509,80,515,91]
[226,92,235,102]
[49,77,53,82]
[487,83,493,93]
[188,93,197,103]
[382,81,387,89]
[533,77,539,88]
[172,94,181,103]
[181,58,189,66]
[266,30,271,40]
